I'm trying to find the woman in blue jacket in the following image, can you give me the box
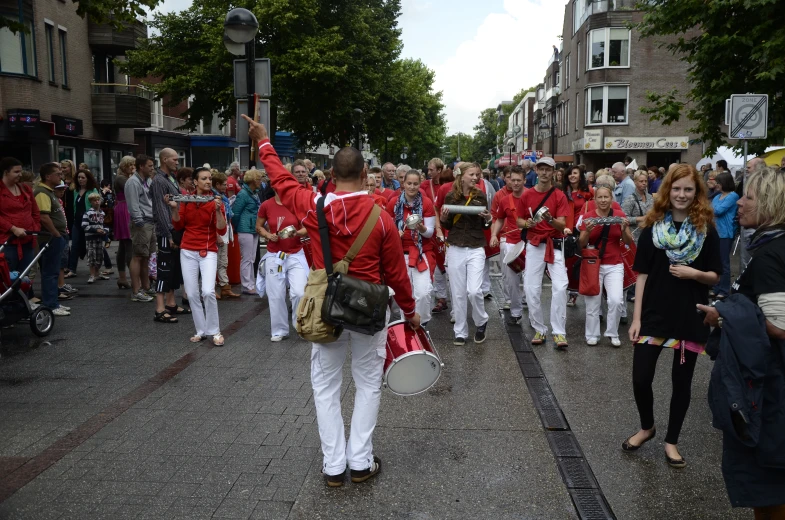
[231,169,262,294]
[711,172,739,299]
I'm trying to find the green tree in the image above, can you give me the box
[0,0,160,32]
[473,108,500,159]
[637,0,785,155]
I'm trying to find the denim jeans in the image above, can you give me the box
[714,237,733,297]
[3,241,35,273]
[67,221,85,272]
[41,236,66,309]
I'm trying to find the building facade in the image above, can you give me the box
[0,0,150,181]
[534,0,701,171]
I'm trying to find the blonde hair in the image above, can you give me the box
[594,174,616,191]
[633,170,648,182]
[595,168,609,178]
[314,170,325,181]
[211,171,227,184]
[118,155,136,175]
[450,162,482,200]
[707,171,719,180]
[87,192,103,203]
[243,168,263,187]
[284,163,292,173]
[745,166,785,229]
[428,158,445,171]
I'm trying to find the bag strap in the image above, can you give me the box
[316,197,381,275]
[531,187,556,218]
[595,208,613,260]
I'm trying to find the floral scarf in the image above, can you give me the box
[651,211,705,264]
[748,226,785,254]
[394,191,424,260]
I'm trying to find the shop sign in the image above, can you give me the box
[7,109,40,129]
[52,115,83,136]
[572,129,603,152]
[604,136,689,150]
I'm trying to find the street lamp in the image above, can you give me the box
[224,8,259,167]
[538,119,557,159]
[385,136,394,163]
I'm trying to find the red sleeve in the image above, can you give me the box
[385,197,396,218]
[553,191,569,219]
[258,140,315,221]
[491,190,503,220]
[378,211,416,316]
[257,199,268,219]
[423,197,435,218]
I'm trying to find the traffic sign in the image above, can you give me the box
[536,150,544,159]
[233,59,272,98]
[400,153,408,160]
[730,94,768,139]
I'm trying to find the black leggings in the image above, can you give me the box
[116,239,132,273]
[632,343,699,445]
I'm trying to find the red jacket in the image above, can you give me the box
[172,199,226,253]
[258,140,416,318]
[0,182,40,251]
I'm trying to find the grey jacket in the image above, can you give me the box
[125,172,153,226]
[150,168,180,241]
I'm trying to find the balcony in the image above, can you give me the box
[151,115,189,133]
[92,84,152,128]
[574,0,637,32]
[88,19,147,54]
[544,87,560,111]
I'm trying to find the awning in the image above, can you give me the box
[554,154,574,163]
[759,146,785,167]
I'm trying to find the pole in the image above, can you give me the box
[457,132,461,162]
[246,40,256,168]
[742,140,748,177]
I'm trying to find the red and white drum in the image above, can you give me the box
[502,241,526,274]
[621,241,638,289]
[484,229,500,259]
[384,320,443,396]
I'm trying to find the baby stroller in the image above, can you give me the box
[0,233,54,337]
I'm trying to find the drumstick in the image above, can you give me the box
[529,207,533,218]
[732,234,741,255]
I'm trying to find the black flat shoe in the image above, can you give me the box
[622,428,656,451]
[350,456,381,483]
[324,469,346,488]
[665,453,687,468]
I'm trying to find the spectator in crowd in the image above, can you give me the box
[211,171,239,299]
[523,159,537,189]
[226,161,242,197]
[648,166,663,193]
[125,155,156,304]
[231,168,263,295]
[706,171,721,201]
[34,163,71,316]
[66,169,99,278]
[177,168,194,195]
[0,157,40,272]
[99,178,114,276]
[81,193,107,284]
[612,162,635,205]
[711,172,740,300]
[622,171,654,244]
[381,162,400,190]
[739,157,767,270]
[113,156,135,289]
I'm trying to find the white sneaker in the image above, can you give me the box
[270,335,288,342]
[58,305,70,311]
[52,307,70,316]
[611,337,621,347]
[87,276,95,284]
[586,338,599,346]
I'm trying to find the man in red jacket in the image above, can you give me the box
[244,115,420,488]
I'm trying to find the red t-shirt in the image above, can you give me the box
[578,207,627,265]
[317,179,336,194]
[225,176,239,197]
[385,196,435,253]
[519,187,569,243]
[371,193,389,208]
[421,179,440,202]
[172,199,226,253]
[257,198,302,254]
[435,182,453,208]
[491,190,524,245]
[584,199,622,215]
[565,189,593,229]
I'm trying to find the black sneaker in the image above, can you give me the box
[350,456,381,483]
[508,315,522,325]
[324,469,346,488]
[474,322,487,344]
[619,316,628,325]
[453,336,466,346]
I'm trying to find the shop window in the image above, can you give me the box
[58,146,75,163]
[0,18,37,76]
[58,28,68,86]
[585,85,629,125]
[110,150,122,175]
[84,148,103,182]
[45,22,55,82]
[588,28,630,69]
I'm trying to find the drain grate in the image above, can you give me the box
[537,406,569,430]
[569,490,615,520]
[526,378,558,408]
[547,431,583,458]
[516,351,537,364]
[557,458,599,489]
[521,363,543,378]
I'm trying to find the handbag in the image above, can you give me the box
[578,209,613,297]
[520,187,555,243]
[295,197,389,343]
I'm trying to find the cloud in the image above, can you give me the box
[433,0,566,135]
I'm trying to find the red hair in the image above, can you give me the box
[642,164,714,232]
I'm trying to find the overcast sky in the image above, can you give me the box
[153,0,563,135]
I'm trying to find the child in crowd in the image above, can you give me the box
[81,192,107,284]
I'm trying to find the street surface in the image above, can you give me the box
[0,252,746,519]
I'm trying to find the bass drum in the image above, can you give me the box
[384,320,444,396]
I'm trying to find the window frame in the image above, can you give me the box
[584,85,629,126]
[44,21,55,82]
[58,27,68,87]
[587,27,631,71]
[0,16,37,77]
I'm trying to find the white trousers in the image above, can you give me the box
[585,263,624,341]
[501,241,524,318]
[180,249,220,337]
[238,232,258,292]
[403,255,433,324]
[311,311,389,475]
[482,258,491,293]
[446,246,488,338]
[524,242,568,335]
[433,266,448,300]
[265,253,307,337]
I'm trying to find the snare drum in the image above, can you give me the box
[502,241,526,274]
[621,241,638,289]
[484,229,499,259]
[384,320,443,396]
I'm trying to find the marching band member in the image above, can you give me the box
[427,160,452,315]
[168,167,227,346]
[518,157,570,349]
[578,184,633,346]
[564,165,593,307]
[246,116,419,488]
[256,191,309,342]
[441,162,490,345]
[386,170,436,326]
[491,167,513,309]
[490,166,526,324]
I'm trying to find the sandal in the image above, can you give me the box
[212,334,225,346]
[166,305,191,315]
[101,269,114,275]
[190,335,205,343]
[64,271,76,279]
[154,311,178,323]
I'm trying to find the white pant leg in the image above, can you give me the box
[345,324,387,471]
[524,242,548,334]
[501,242,523,317]
[602,264,624,339]
[407,257,433,324]
[584,287,603,342]
[181,250,220,336]
[467,248,489,327]
[433,267,448,300]
[287,255,307,331]
[481,258,491,293]
[311,336,349,475]
[238,233,258,291]
[548,249,568,335]
[266,256,290,337]
[446,247,469,338]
